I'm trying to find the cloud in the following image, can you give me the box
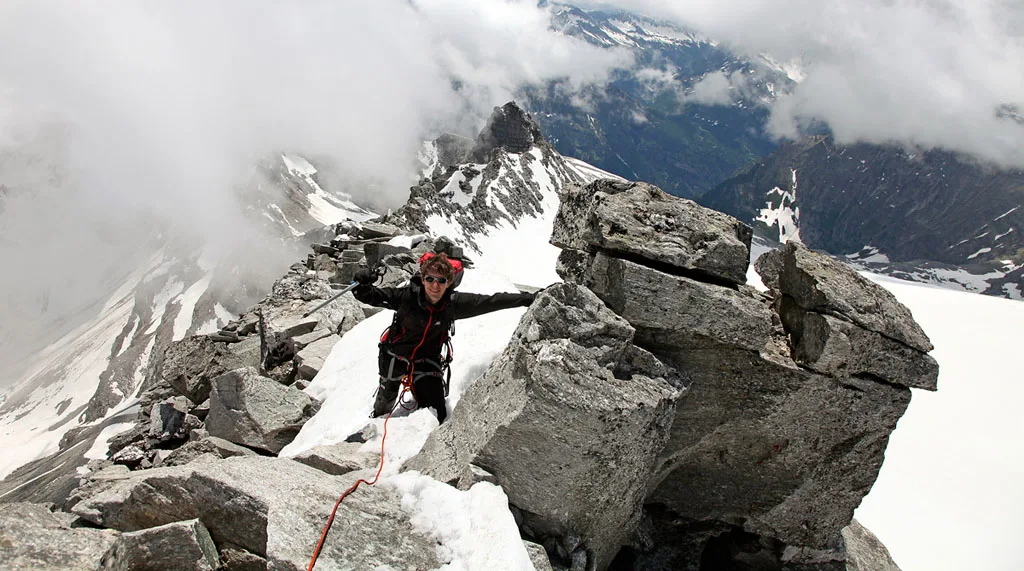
[684,71,735,106]
[0,1,631,218]
[582,0,1024,167]
[0,0,633,374]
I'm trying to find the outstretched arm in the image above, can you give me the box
[352,284,407,309]
[451,291,536,319]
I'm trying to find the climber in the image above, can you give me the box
[352,250,535,424]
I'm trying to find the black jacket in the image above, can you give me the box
[353,276,535,364]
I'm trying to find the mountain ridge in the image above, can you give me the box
[701,135,1024,299]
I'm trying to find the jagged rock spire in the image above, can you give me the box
[468,101,546,162]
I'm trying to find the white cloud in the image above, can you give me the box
[588,0,1024,167]
[635,66,678,88]
[685,71,735,105]
[0,0,633,376]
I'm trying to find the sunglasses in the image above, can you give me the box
[423,275,449,285]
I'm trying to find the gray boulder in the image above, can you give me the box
[779,242,933,352]
[265,312,319,338]
[364,241,411,268]
[72,456,440,570]
[101,519,220,571]
[841,519,902,571]
[292,327,332,350]
[551,180,753,285]
[780,519,902,570]
[548,188,934,554]
[524,540,554,571]
[359,222,401,238]
[754,246,785,292]
[0,503,119,570]
[148,396,190,438]
[294,334,340,381]
[160,436,258,467]
[158,336,256,403]
[206,368,318,454]
[301,294,365,336]
[782,304,938,390]
[66,464,135,511]
[219,544,267,571]
[407,283,680,570]
[584,252,775,355]
[648,354,910,549]
[292,442,379,476]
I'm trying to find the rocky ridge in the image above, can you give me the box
[0,221,433,505]
[384,102,599,254]
[1,115,927,570]
[701,135,1024,299]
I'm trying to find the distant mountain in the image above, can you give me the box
[521,4,787,198]
[0,155,375,478]
[702,135,1024,299]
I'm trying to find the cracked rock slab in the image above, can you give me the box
[71,456,440,571]
[552,179,753,285]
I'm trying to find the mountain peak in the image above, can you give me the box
[468,101,546,162]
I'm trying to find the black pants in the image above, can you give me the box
[372,375,448,423]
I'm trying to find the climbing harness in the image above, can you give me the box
[377,308,455,398]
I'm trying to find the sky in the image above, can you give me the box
[1,0,1021,371]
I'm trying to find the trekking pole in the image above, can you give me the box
[303,281,358,318]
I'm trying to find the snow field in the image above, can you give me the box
[855,275,1024,571]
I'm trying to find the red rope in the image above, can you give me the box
[306,310,437,570]
[305,380,414,570]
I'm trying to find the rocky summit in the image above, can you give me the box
[0,123,925,570]
[409,178,932,570]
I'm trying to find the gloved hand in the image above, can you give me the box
[353,268,376,285]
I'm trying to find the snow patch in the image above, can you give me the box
[846,246,892,264]
[967,247,992,260]
[388,473,534,570]
[282,153,316,176]
[994,206,1019,221]
[756,170,802,244]
[84,422,136,460]
[144,278,185,336]
[172,272,214,341]
[563,156,626,182]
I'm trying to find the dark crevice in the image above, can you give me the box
[594,246,743,290]
[847,372,909,392]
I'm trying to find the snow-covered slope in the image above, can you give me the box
[253,154,376,237]
[0,154,378,479]
[550,4,706,49]
[422,146,619,287]
[391,114,626,288]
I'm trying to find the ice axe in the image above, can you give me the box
[303,263,385,318]
[302,281,358,318]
